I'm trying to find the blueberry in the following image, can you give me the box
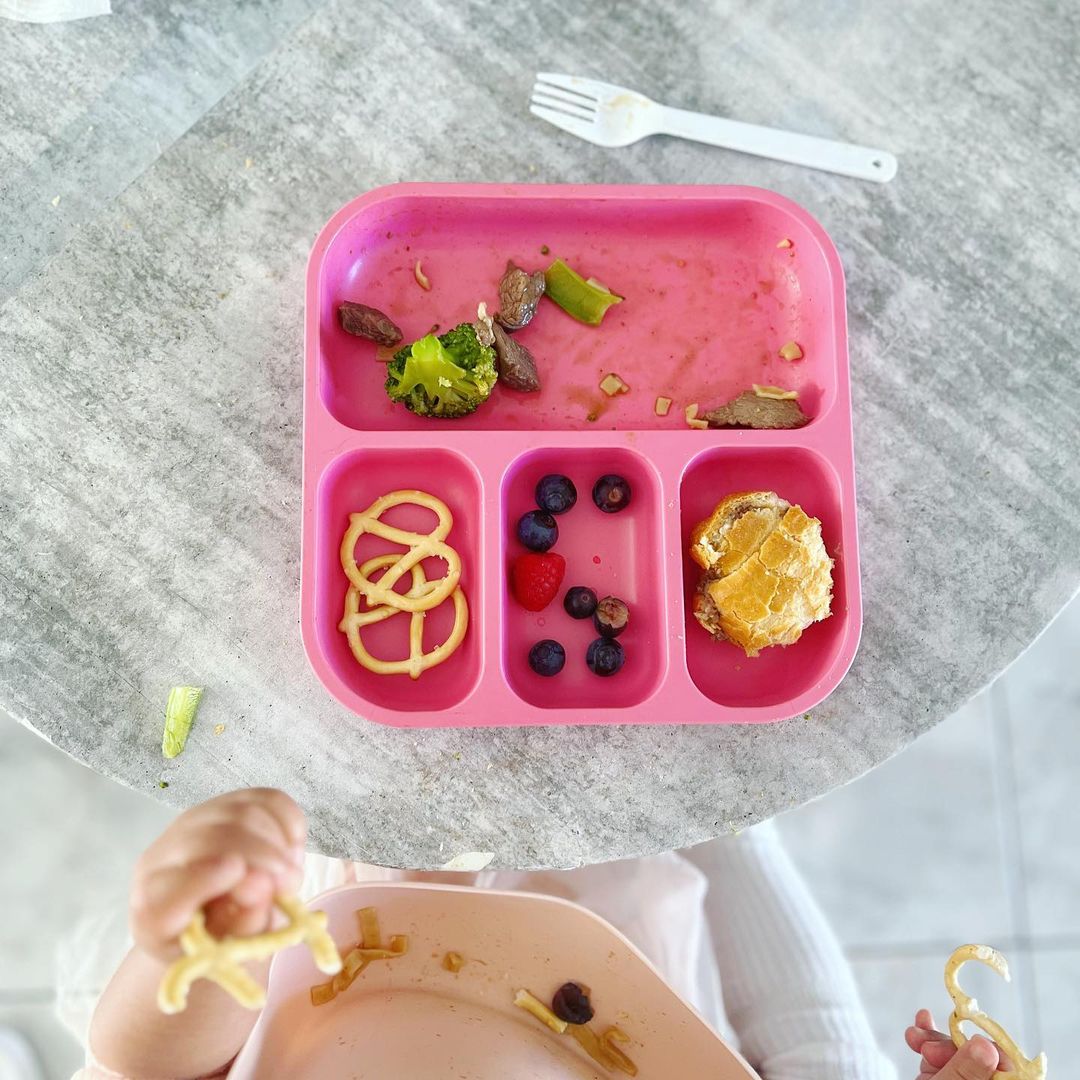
[593,595,629,638]
[552,982,594,1025]
[528,639,566,677]
[517,509,558,552]
[535,474,577,515]
[586,637,625,676]
[592,474,632,514]
[563,586,598,620]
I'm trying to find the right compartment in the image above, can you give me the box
[680,443,857,712]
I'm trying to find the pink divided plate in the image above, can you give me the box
[227,882,759,1079]
[301,184,861,727]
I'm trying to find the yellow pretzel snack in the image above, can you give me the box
[157,895,342,1015]
[944,944,1047,1079]
[339,554,469,679]
[340,490,461,613]
[310,905,409,1006]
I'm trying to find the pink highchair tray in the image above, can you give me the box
[301,184,860,727]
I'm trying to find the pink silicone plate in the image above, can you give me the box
[227,882,759,1079]
[301,184,861,727]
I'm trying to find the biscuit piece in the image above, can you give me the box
[690,491,833,657]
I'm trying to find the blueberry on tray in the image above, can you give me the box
[593,596,629,638]
[563,586,598,620]
[535,474,577,515]
[528,639,566,676]
[517,509,558,552]
[551,982,594,1025]
[586,637,625,676]
[592,474,631,514]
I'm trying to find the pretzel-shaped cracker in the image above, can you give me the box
[339,554,469,679]
[945,944,1047,1079]
[340,491,461,612]
[157,895,342,1014]
[311,905,409,1006]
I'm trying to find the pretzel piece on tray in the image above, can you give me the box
[944,944,1047,1079]
[157,895,342,1015]
[311,905,409,1006]
[339,554,469,679]
[340,490,461,613]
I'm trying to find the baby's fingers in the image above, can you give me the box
[204,870,277,939]
[908,1024,953,1054]
[916,1009,940,1032]
[233,788,307,849]
[923,1036,1003,1077]
[907,1010,955,1061]
[132,853,246,956]
[922,1038,961,1070]
[185,822,298,885]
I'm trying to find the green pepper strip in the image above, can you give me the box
[544,258,623,325]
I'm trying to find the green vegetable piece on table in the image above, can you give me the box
[162,686,204,759]
[385,323,497,419]
[544,259,623,325]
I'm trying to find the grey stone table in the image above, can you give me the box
[2,0,1078,869]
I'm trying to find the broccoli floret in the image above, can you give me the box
[384,323,498,419]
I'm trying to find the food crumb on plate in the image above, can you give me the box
[599,373,630,397]
[685,402,708,429]
[776,238,793,248]
[778,341,804,361]
[753,384,799,400]
[514,989,567,1034]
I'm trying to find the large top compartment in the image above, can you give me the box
[310,184,845,433]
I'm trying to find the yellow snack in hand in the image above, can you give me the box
[944,944,1047,1080]
[157,895,341,1014]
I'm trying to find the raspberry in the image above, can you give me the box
[511,552,566,612]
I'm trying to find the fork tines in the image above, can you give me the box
[530,72,599,121]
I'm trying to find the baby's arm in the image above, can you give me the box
[684,819,896,1080]
[89,789,306,1078]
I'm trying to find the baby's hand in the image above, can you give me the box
[130,788,306,962]
[906,1010,1003,1079]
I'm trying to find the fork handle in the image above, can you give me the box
[658,105,897,183]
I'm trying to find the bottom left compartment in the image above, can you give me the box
[310,447,484,716]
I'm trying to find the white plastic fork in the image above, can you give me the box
[530,73,897,183]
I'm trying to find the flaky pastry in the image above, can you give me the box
[690,491,833,657]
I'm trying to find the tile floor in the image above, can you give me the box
[779,592,1080,1076]
[1,593,1076,1079]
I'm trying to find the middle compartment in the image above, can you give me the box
[500,446,668,710]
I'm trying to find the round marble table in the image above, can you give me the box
[2,0,1077,868]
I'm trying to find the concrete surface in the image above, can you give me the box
[1,0,1078,868]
